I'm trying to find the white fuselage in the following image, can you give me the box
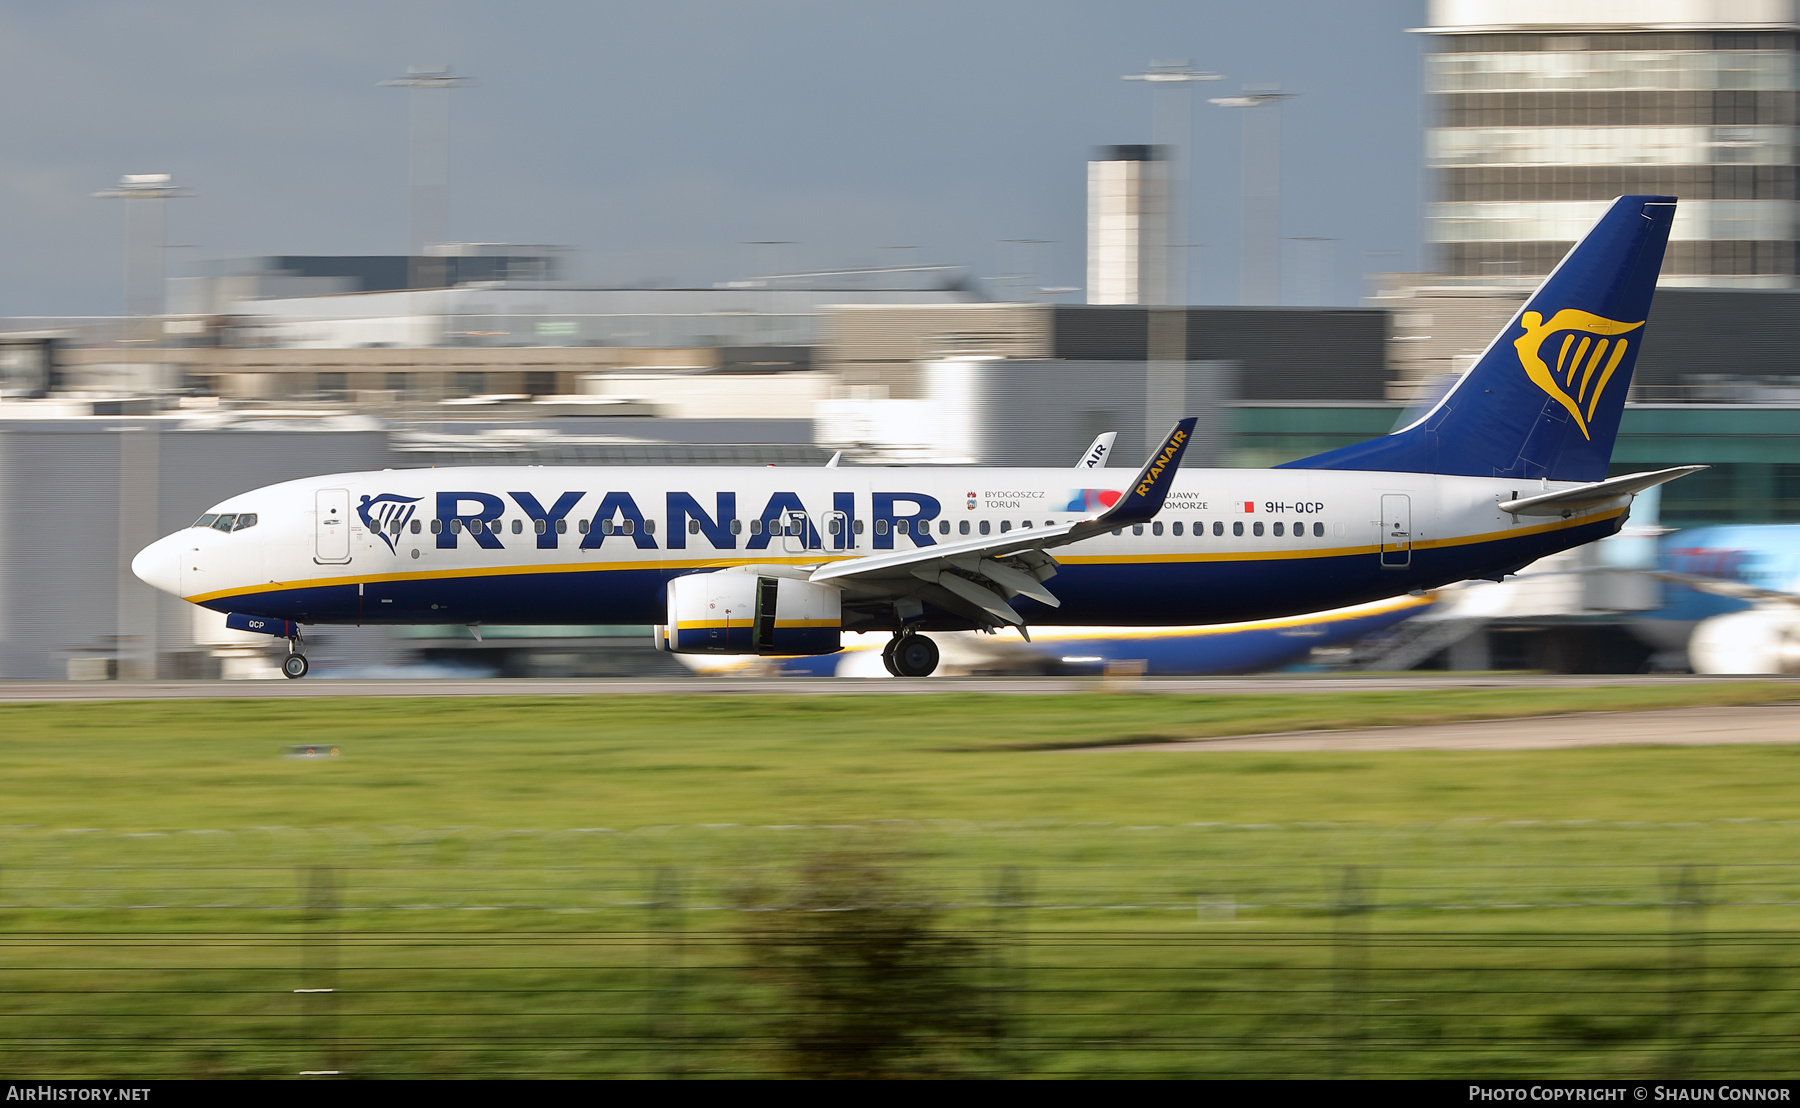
[132,464,1627,632]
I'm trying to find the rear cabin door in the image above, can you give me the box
[316,488,352,564]
[1379,493,1411,569]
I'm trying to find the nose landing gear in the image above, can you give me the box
[282,631,309,680]
[882,631,940,678]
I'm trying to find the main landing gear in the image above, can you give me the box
[282,631,309,680]
[882,631,940,678]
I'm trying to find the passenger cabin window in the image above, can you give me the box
[939,520,950,535]
[411,520,422,534]
[1000,521,1012,533]
[600,519,614,535]
[853,519,865,534]
[750,519,762,536]
[1253,522,1264,536]
[556,519,567,534]
[577,519,590,534]
[1132,524,1143,536]
[448,519,464,535]
[1273,522,1284,537]
[979,520,990,535]
[1233,522,1243,537]
[689,519,701,534]
[959,520,970,535]
[622,519,636,535]
[1152,522,1163,536]
[512,519,523,534]
[1172,522,1182,536]
[731,519,743,534]
[431,519,443,534]
[1293,521,1303,538]
[1213,521,1223,537]
[1313,522,1324,538]
[895,520,909,536]
[875,520,888,536]
[389,518,403,535]
[535,519,547,534]
[644,519,655,534]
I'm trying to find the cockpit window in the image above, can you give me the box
[193,512,258,533]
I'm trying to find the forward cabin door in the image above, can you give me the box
[1379,493,1411,569]
[316,488,352,564]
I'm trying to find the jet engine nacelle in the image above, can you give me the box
[1688,608,1800,674]
[657,568,842,656]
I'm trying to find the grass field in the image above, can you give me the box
[3,681,1800,1078]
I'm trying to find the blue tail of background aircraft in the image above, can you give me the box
[1281,195,1676,482]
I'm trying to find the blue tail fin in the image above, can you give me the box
[1280,195,1675,481]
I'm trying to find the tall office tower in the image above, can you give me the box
[1087,145,1169,304]
[1423,0,1798,287]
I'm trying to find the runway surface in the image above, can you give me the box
[0,674,1792,702]
[1099,702,1800,752]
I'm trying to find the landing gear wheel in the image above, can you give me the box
[880,637,902,677]
[890,634,940,678]
[282,653,310,680]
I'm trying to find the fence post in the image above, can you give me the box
[646,865,685,1078]
[1331,865,1374,1079]
[988,865,1029,1073]
[297,865,341,1077]
[1664,864,1712,1078]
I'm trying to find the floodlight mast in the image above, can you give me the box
[380,67,477,291]
[1124,62,1218,463]
[1210,90,1295,306]
[1121,61,1218,309]
[92,174,193,328]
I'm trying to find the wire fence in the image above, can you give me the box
[2,856,1798,1078]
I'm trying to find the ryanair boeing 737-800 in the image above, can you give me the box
[132,196,1701,678]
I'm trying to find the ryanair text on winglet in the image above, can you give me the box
[1136,429,1188,497]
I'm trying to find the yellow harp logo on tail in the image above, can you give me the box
[1512,309,1644,440]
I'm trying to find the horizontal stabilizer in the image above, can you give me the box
[1498,465,1706,517]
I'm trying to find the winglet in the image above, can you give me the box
[1098,418,1198,527]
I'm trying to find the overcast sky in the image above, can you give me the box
[0,0,1429,316]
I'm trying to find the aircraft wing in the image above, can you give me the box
[1498,465,1707,517]
[1649,571,1800,607]
[810,419,1198,628]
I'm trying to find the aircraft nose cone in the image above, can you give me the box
[131,535,183,597]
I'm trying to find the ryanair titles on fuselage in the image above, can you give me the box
[390,487,958,554]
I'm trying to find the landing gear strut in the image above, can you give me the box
[282,631,309,680]
[883,631,940,678]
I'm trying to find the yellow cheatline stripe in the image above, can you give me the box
[184,508,1622,604]
[1025,595,1434,640]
